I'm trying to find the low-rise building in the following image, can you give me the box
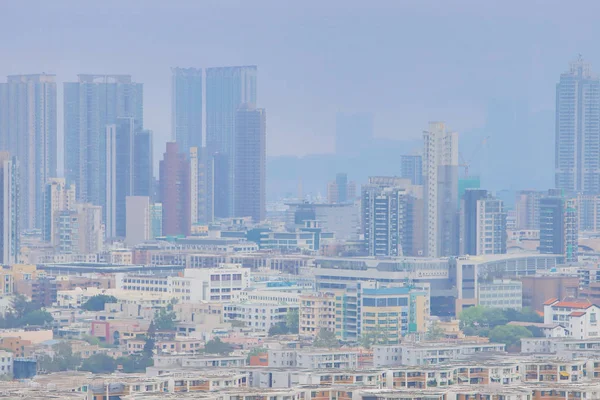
[268,349,361,370]
[224,303,298,331]
[543,299,600,339]
[477,279,522,309]
[299,293,335,337]
[378,341,505,367]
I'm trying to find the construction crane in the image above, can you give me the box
[459,136,490,178]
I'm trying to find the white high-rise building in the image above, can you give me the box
[555,57,600,194]
[125,196,150,247]
[423,122,459,257]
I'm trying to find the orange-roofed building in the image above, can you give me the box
[543,298,600,339]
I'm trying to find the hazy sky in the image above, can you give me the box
[2,0,600,169]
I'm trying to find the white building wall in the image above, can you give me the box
[125,196,150,246]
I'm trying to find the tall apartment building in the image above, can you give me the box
[400,155,423,185]
[0,74,57,230]
[159,143,191,236]
[64,74,143,221]
[462,189,507,255]
[327,173,356,204]
[197,147,213,224]
[133,129,154,199]
[423,122,459,257]
[53,203,103,255]
[515,190,543,230]
[150,203,163,239]
[577,194,600,232]
[540,195,578,262]
[206,66,257,218]
[189,147,199,226]
[0,153,19,264]
[475,197,507,255]
[233,105,266,222]
[110,118,136,238]
[362,186,410,257]
[362,176,423,257]
[171,67,203,156]
[43,178,76,243]
[555,58,600,194]
[299,293,335,338]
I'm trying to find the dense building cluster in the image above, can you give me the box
[2,51,600,399]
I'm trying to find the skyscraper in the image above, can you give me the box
[0,152,19,264]
[515,190,543,230]
[43,178,76,243]
[577,193,600,232]
[361,177,423,257]
[0,74,57,231]
[133,129,153,199]
[190,147,199,226]
[234,105,266,222]
[212,152,230,220]
[159,142,191,236]
[462,189,489,255]
[462,189,507,255]
[400,155,423,186]
[53,203,103,255]
[540,194,578,262]
[150,203,163,239]
[172,67,203,156]
[197,147,213,224]
[555,58,600,194]
[423,122,459,257]
[206,66,257,218]
[362,186,409,256]
[64,75,143,212]
[113,118,136,238]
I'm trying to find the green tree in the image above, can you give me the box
[81,295,118,312]
[426,321,445,341]
[285,309,299,333]
[37,342,82,372]
[313,329,340,348]
[11,294,39,319]
[81,335,101,346]
[204,337,233,355]
[246,346,267,362]
[153,308,177,331]
[231,319,246,328]
[459,306,486,330]
[268,323,290,336]
[116,354,153,373]
[488,325,533,351]
[80,353,117,374]
[359,325,392,349]
[20,309,53,326]
[143,336,155,357]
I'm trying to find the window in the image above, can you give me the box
[363,298,375,307]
